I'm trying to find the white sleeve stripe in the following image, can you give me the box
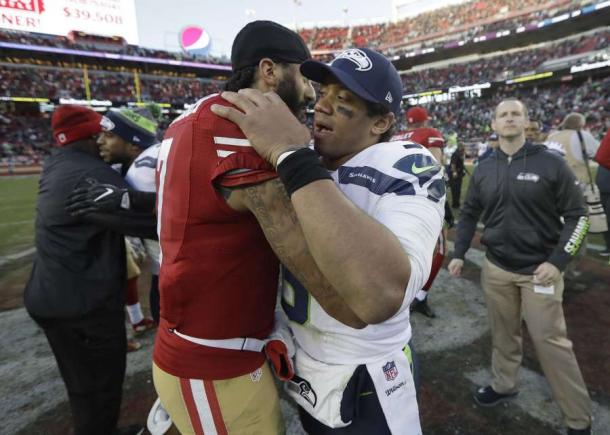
[216,150,235,158]
[213,137,251,147]
[428,137,444,142]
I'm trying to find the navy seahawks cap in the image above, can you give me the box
[231,21,311,70]
[101,108,157,149]
[300,48,403,115]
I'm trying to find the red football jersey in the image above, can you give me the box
[154,94,279,380]
[595,129,610,170]
[392,127,445,149]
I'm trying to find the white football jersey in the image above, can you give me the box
[125,143,160,193]
[282,141,445,365]
[125,143,161,272]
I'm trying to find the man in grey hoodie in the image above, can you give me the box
[448,98,592,435]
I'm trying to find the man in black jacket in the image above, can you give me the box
[24,105,156,435]
[447,99,592,435]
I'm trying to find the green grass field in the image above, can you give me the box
[0,176,39,309]
[0,165,605,273]
[0,176,39,258]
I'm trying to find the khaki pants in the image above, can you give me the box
[125,239,141,280]
[481,259,591,429]
[153,361,284,435]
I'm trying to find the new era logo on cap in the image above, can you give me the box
[333,48,372,71]
[385,92,393,103]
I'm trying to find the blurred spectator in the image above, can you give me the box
[448,144,467,208]
[525,120,544,142]
[595,123,610,257]
[546,112,600,185]
[595,129,610,169]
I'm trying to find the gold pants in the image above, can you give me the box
[153,361,284,435]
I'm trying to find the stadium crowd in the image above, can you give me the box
[401,30,609,90]
[297,0,595,53]
[2,75,607,167]
[0,113,51,165]
[415,76,610,141]
[0,65,221,104]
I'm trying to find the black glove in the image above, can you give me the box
[66,179,129,216]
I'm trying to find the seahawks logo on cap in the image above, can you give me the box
[100,116,115,131]
[333,48,372,71]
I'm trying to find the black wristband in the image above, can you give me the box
[277,148,332,197]
[128,190,157,213]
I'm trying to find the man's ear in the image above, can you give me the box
[371,112,395,137]
[257,58,280,89]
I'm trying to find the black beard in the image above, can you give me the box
[276,74,303,117]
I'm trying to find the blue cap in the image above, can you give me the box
[300,48,403,115]
[101,108,158,149]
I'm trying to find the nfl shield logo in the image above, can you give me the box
[383,361,398,381]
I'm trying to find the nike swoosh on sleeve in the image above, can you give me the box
[411,163,438,174]
[93,188,114,202]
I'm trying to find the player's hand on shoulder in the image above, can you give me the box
[448,258,464,277]
[211,89,310,166]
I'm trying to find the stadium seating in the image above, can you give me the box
[295,0,594,58]
[401,30,609,91]
[0,64,221,104]
[0,113,52,165]
[411,75,610,142]
[0,0,607,167]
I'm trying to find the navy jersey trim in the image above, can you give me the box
[134,156,158,169]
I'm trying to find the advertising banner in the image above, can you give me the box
[0,0,139,43]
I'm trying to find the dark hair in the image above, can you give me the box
[224,61,292,92]
[224,66,257,92]
[364,100,396,142]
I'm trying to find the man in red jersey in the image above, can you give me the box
[393,106,445,164]
[393,106,447,318]
[152,21,315,434]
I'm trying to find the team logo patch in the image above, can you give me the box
[333,48,372,71]
[250,367,263,383]
[516,172,540,182]
[383,361,399,381]
[287,375,317,407]
[100,116,115,131]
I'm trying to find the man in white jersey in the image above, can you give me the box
[124,141,162,324]
[213,48,445,435]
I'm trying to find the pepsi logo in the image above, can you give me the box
[180,26,211,56]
